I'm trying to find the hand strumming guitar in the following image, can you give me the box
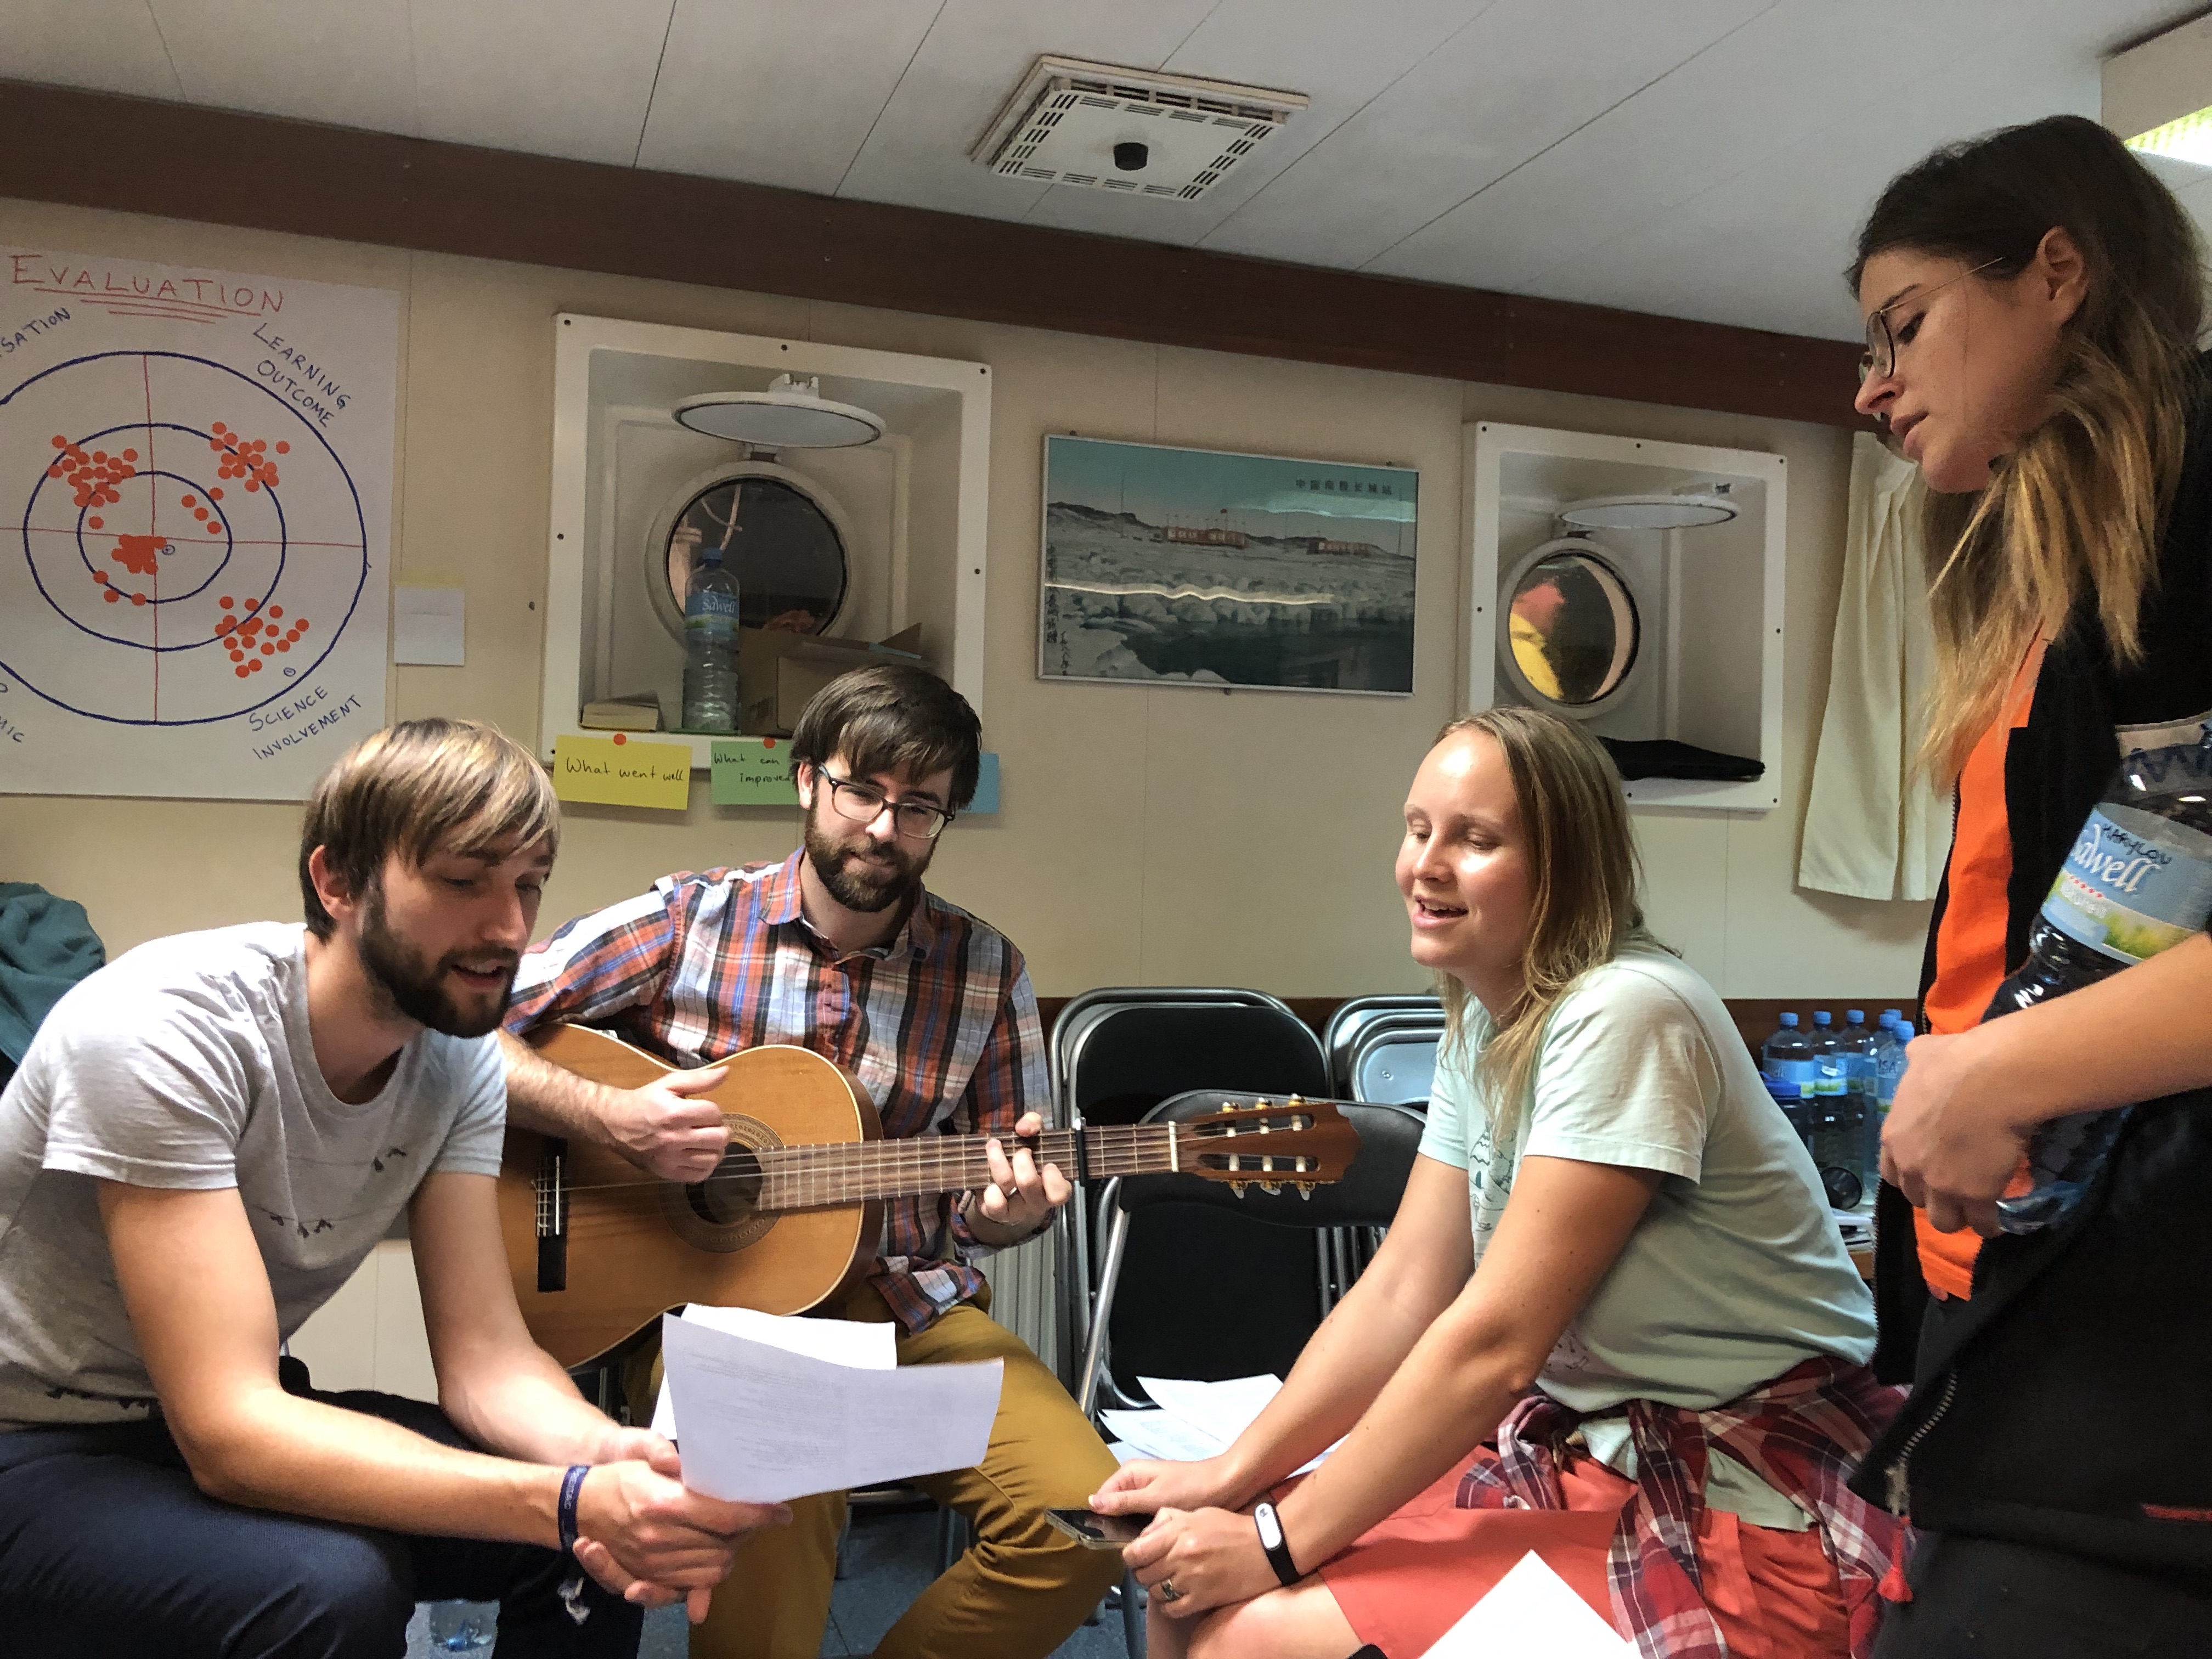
[961,1111,1071,1247]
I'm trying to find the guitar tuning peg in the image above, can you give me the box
[1231,1182,1248,1199]
[1260,1181,1282,1195]
[1296,1183,1315,1199]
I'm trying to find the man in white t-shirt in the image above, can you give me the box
[0,719,782,1658]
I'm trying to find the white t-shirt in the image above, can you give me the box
[1421,941,1875,1525]
[0,922,506,1431]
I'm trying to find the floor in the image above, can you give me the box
[405,1504,1138,1657]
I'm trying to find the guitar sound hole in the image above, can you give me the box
[688,1145,764,1227]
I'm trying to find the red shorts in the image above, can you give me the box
[1316,1451,1851,1659]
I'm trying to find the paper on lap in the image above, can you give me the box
[1420,1551,1632,1657]
[657,1308,1001,1504]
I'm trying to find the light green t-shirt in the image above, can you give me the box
[1420,942,1875,1527]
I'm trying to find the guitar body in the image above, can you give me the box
[499,1028,884,1367]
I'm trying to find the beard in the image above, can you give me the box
[802,800,932,916]
[357,882,518,1039]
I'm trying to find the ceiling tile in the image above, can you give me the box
[833,0,1223,222]
[1,0,180,100]
[1195,0,1770,271]
[148,0,415,134]
[1017,0,1474,246]
[1523,35,2108,340]
[637,0,939,193]
[410,1,673,166]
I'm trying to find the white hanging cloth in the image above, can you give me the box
[1798,433,1950,902]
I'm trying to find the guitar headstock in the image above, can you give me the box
[1173,1098,1361,1197]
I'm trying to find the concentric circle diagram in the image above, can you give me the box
[1,350,367,726]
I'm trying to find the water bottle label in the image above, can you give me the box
[2039,804,2212,966]
[685,587,739,639]
[1767,1059,1818,1087]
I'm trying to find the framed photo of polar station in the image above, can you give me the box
[1038,435,1418,695]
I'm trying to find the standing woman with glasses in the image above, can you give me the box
[1846,115,2212,1652]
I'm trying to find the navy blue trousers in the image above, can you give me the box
[0,1364,642,1658]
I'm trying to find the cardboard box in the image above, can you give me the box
[738,625,927,736]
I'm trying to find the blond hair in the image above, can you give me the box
[1430,708,1665,1144]
[299,718,559,936]
[1849,116,2207,782]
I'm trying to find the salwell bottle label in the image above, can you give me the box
[2039,803,2212,966]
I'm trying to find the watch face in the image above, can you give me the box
[1255,1503,1283,1549]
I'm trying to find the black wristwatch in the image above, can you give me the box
[1253,1500,1302,1587]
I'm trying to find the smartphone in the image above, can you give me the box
[1043,1506,1153,1549]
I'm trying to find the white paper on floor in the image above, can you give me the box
[1419,1550,1632,1657]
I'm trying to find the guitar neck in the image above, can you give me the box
[754,1124,1181,1210]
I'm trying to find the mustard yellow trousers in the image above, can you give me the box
[628,1279,1122,1659]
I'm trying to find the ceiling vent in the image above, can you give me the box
[971,55,1307,200]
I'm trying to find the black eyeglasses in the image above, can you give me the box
[1860,258,2004,384]
[815,768,953,842]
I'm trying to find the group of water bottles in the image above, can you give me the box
[1760,1010,1913,1212]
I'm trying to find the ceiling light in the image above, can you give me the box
[672,376,883,450]
[1557,490,1739,532]
[972,55,1306,201]
[2106,14,2212,165]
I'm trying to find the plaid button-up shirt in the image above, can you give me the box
[504,851,1049,1331]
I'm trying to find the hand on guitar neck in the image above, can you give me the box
[961,1112,1073,1248]
[498,1029,733,1184]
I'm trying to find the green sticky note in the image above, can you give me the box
[711,738,800,806]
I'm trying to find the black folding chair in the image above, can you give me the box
[1077,1091,1426,1414]
[1074,1091,1425,1657]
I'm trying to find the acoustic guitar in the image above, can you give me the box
[499,1025,1362,1367]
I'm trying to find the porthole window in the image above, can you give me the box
[649,467,851,642]
[1498,539,1641,714]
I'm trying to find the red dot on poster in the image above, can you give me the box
[235,666,250,678]
[245,598,260,611]
[268,606,283,618]
[180,495,196,509]
[122,449,137,461]
[262,644,274,656]
[612,733,627,746]
[104,590,120,603]
[250,659,263,672]
[219,596,234,610]
[51,436,66,449]
[275,442,289,454]
[763,737,777,749]
[276,641,290,653]
[130,593,145,606]
[87,516,102,529]
[208,488,223,501]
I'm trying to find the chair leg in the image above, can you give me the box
[834,1505,854,1581]
[1120,1565,1146,1656]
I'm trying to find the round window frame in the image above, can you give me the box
[1495,537,1647,720]
[642,460,857,647]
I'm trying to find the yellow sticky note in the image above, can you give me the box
[551,734,694,811]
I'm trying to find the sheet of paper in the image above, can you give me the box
[1098,1407,1229,1464]
[661,1313,1002,1505]
[1126,1375,1340,1475]
[710,738,800,805]
[1421,1550,1632,1658]
[652,1306,895,1438]
[391,585,466,665]
[1140,1374,1283,1443]
[551,732,693,810]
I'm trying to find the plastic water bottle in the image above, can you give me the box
[1871,1018,1907,1108]
[1838,1011,1878,1101]
[1762,1013,1818,1093]
[1809,1012,1847,1100]
[679,544,741,734]
[1990,717,2212,1232]
[1764,1074,1814,1154]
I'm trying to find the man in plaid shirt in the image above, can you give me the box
[498,665,1120,1659]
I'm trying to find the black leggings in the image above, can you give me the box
[0,1369,642,1658]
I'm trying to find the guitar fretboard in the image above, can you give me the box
[743,1121,1317,1209]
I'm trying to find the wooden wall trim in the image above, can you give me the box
[0,81,1865,428]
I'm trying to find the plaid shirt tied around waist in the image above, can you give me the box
[1459,1357,1905,1659]
[503,852,1049,1331]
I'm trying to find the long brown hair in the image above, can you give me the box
[1430,708,1664,1142]
[1850,115,2205,783]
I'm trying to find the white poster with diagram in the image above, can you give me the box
[0,247,396,799]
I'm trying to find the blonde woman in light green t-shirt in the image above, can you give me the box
[1094,708,1901,1659]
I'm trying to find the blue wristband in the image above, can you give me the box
[557,1464,590,1558]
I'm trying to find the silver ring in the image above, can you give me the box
[1157,1578,1182,1604]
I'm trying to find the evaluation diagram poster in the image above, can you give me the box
[0,249,396,799]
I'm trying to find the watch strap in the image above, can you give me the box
[1254,1500,1302,1587]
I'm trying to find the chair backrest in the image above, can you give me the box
[1347,1015,1444,1108]
[1061,1000,1329,1128]
[1099,1092,1424,1400]
[1324,994,1443,1096]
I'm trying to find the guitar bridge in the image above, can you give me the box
[535,1138,568,1293]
